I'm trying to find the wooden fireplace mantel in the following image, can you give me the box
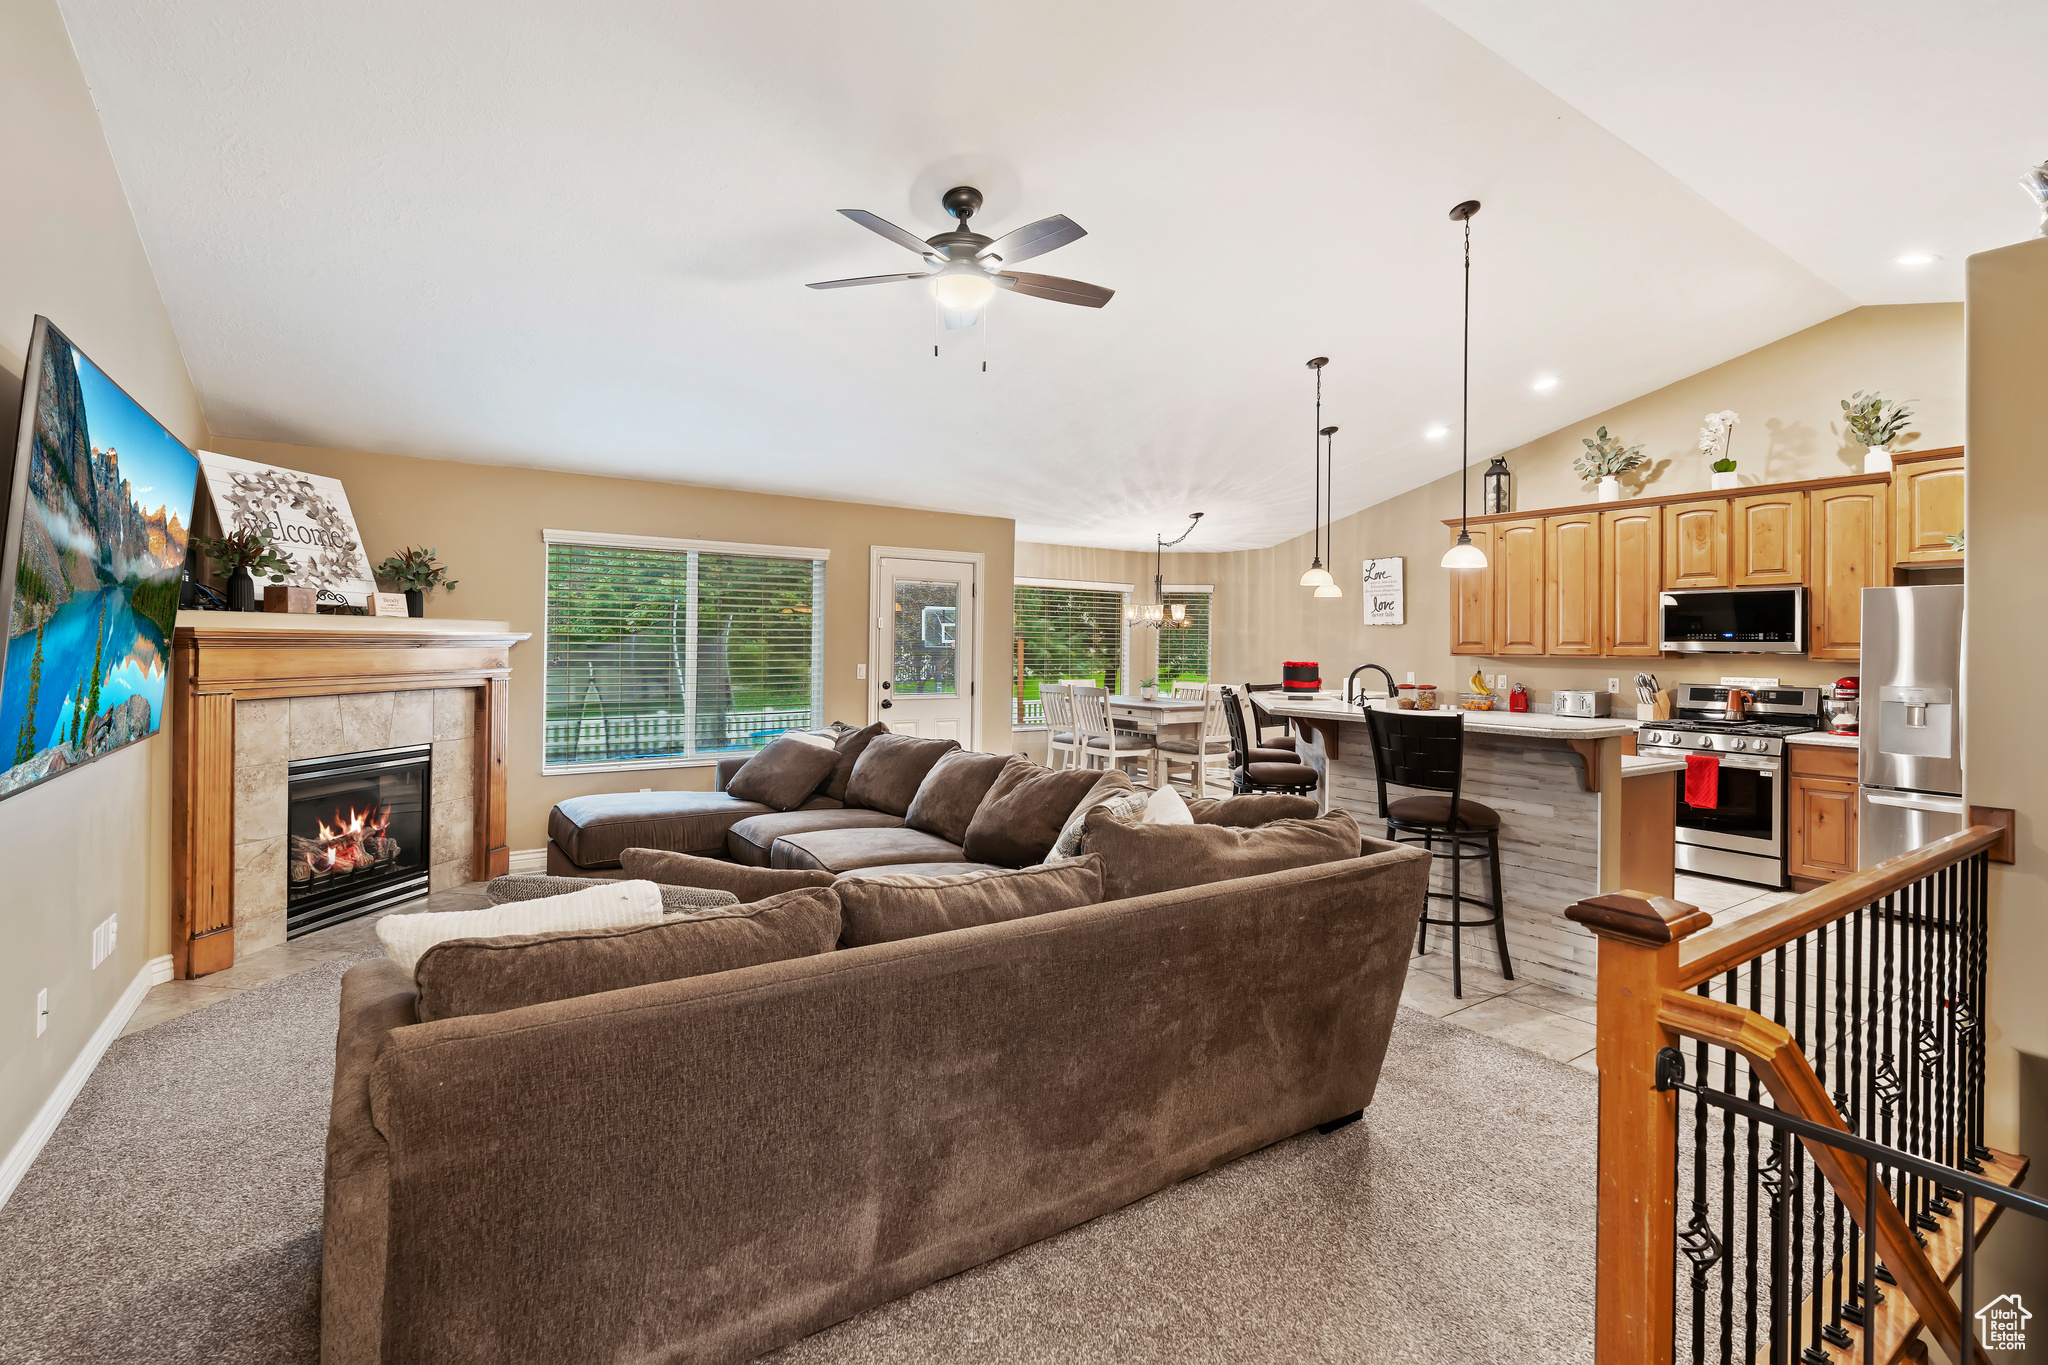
[169,613,530,978]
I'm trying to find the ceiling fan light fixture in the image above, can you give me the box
[930,271,996,312]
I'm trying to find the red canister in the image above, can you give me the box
[1281,661,1321,692]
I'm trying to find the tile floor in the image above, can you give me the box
[1400,870,1799,1073]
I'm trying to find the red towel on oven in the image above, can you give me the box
[1684,754,1720,808]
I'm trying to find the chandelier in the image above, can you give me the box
[1126,513,1203,629]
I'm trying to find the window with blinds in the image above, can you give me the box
[1010,583,1127,726]
[543,533,826,772]
[1158,591,1212,683]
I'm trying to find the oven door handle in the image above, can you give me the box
[1653,753,1780,772]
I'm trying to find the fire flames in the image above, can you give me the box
[290,803,400,886]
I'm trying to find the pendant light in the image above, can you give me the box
[1441,200,1489,570]
[1298,356,1335,587]
[1314,424,1343,597]
[1125,513,1203,628]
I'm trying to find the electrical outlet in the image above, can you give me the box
[91,913,119,969]
[856,664,866,680]
[1406,671,1415,684]
[36,989,48,1037]
[1608,678,1620,694]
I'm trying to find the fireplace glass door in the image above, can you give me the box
[286,744,431,936]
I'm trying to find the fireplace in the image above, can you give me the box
[286,744,432,937]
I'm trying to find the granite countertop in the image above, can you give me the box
[1262,695,1639,740]
[1786,730,1859,749]
[1621,754,1688,777]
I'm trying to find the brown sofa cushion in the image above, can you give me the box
[1082,806,1362,900]
[619,848,837,898]
[725,736,843,812]
[548,789,839,868]
[412,887,842,1023]
[770,826,970,873]
[834,861,1008,879]
[846,733,960,816]
[835,856,1105,948]
[726,808,906,867]
[902,750,1012,846]
[962,760,1105,867]
[1186,794,1322,827]
[1044,768,1140,861]
[813,722,888,803]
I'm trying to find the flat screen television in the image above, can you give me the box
[0,316,200,802]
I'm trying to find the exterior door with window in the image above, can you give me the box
[875,555,977,744]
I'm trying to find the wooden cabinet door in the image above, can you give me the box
[1789,776,1858,881]
[1545,512,1602,655]
[1601,508,1662,656]
[1448,523,1496,655]
[1493,518,1545,655]
[1732,491,1807,586]
[1809,482,1890,661]
[1892,455,1965,565]
[1662,498,1731,588]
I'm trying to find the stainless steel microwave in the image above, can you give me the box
[1658,586,1806,654]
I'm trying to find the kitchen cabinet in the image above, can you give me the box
[1731,491,1806,586]
[1892,453,1965,565]
[1663,498,1731,589]
[1788,745,1859,885]
[1545,512,1601,655]
[1494,517,1545,655]
[1601,507,1662,656]
[1448,524,1496,655]
[1809,482,1890,661]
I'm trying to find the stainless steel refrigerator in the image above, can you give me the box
[1858,585,1965,866]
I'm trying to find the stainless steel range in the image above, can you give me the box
[1637,685,1826,888]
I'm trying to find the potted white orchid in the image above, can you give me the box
[1700,410,1740,489]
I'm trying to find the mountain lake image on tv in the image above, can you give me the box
[0,317,199,800]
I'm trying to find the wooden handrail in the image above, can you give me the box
[1657,991,1987,1365]
[1678,824,2004,989]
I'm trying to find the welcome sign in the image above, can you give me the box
[198,451,377,607]
[1363,557,1404,626]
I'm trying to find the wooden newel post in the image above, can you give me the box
[1565,891,1714,1365]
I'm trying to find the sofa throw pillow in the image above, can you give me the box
[902,749,1012,847]
[961,760,1105,867]
[1184,793,1321,828]
[619,847,838,899]
[846,732,960,817]
[1081,807,1361,901]
[1043,769,1141,863]
[376,879,666,977]
[1142,785,1195,825]
[485,872,739,914]
[835,856,1104,948]
[726,735,844,812]
[413,886,842,1022]
[811,721,887,803]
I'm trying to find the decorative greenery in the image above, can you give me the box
[1573,426,1647,482]
[1139,678,1157,690]
[193,526,296,583]
[1841,390,1914,449]
[1945,532,1965,553]
[377,546,459,594]
[1699,409,1740,472]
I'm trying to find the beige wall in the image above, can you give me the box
[208,439,1015,857]
[0,0,207,1184]
[1962,235,2048,1321]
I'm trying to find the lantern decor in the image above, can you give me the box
[1482,456,1513,514]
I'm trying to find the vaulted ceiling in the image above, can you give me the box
[55,1,2036,550]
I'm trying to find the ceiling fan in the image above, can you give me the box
[807,186,1114,329]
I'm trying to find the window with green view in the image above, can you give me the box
[1011,583,1127,724]
[1158,591,1211,684]
[543,536,824,771]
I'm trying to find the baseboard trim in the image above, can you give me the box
[507,847,548,873]
[0,956,161,1212]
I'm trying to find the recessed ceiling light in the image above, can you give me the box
[1894,253,1939,266]
[1425,425,1449,440]
[1532,375,1558,392]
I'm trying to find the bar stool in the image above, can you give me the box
[1362,709,1512,998]
[1240,682,1300,753]
[1220,687,1318,796]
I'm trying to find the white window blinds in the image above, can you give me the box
[543,533,826,771]
[1158,590,1212,683]
[1010,583,1128,725]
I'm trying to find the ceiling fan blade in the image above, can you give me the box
[993,271,1114,308]
[838,209,944,260]
[806,272,930,290]
[975,214,1086,265]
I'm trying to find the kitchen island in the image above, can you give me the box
[1262,696,1659,998]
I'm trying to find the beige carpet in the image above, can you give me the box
[0,952,1594,1364]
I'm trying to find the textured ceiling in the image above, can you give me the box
[57,0,1866,550]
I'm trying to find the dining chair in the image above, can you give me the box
[1156,685,1234,798]
[1070,684,1155,785]
[1040,684,1081,772]
[1169,681,1207,700]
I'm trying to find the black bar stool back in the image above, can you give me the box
[1220,686,1318,796]
[1363,708,1512,998]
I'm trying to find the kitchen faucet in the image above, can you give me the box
[1348,664,1398,713]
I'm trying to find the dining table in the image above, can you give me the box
[1103,694,1210,792]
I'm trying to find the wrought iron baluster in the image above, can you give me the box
[1721,969,1738,1365]
[1745,961,1763,1364]
[1820,919,1852,1352]
[1971,853,1990,1164]
[1768,1125,1791,1365]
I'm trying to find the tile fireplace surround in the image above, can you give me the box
[170,613,529,979]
